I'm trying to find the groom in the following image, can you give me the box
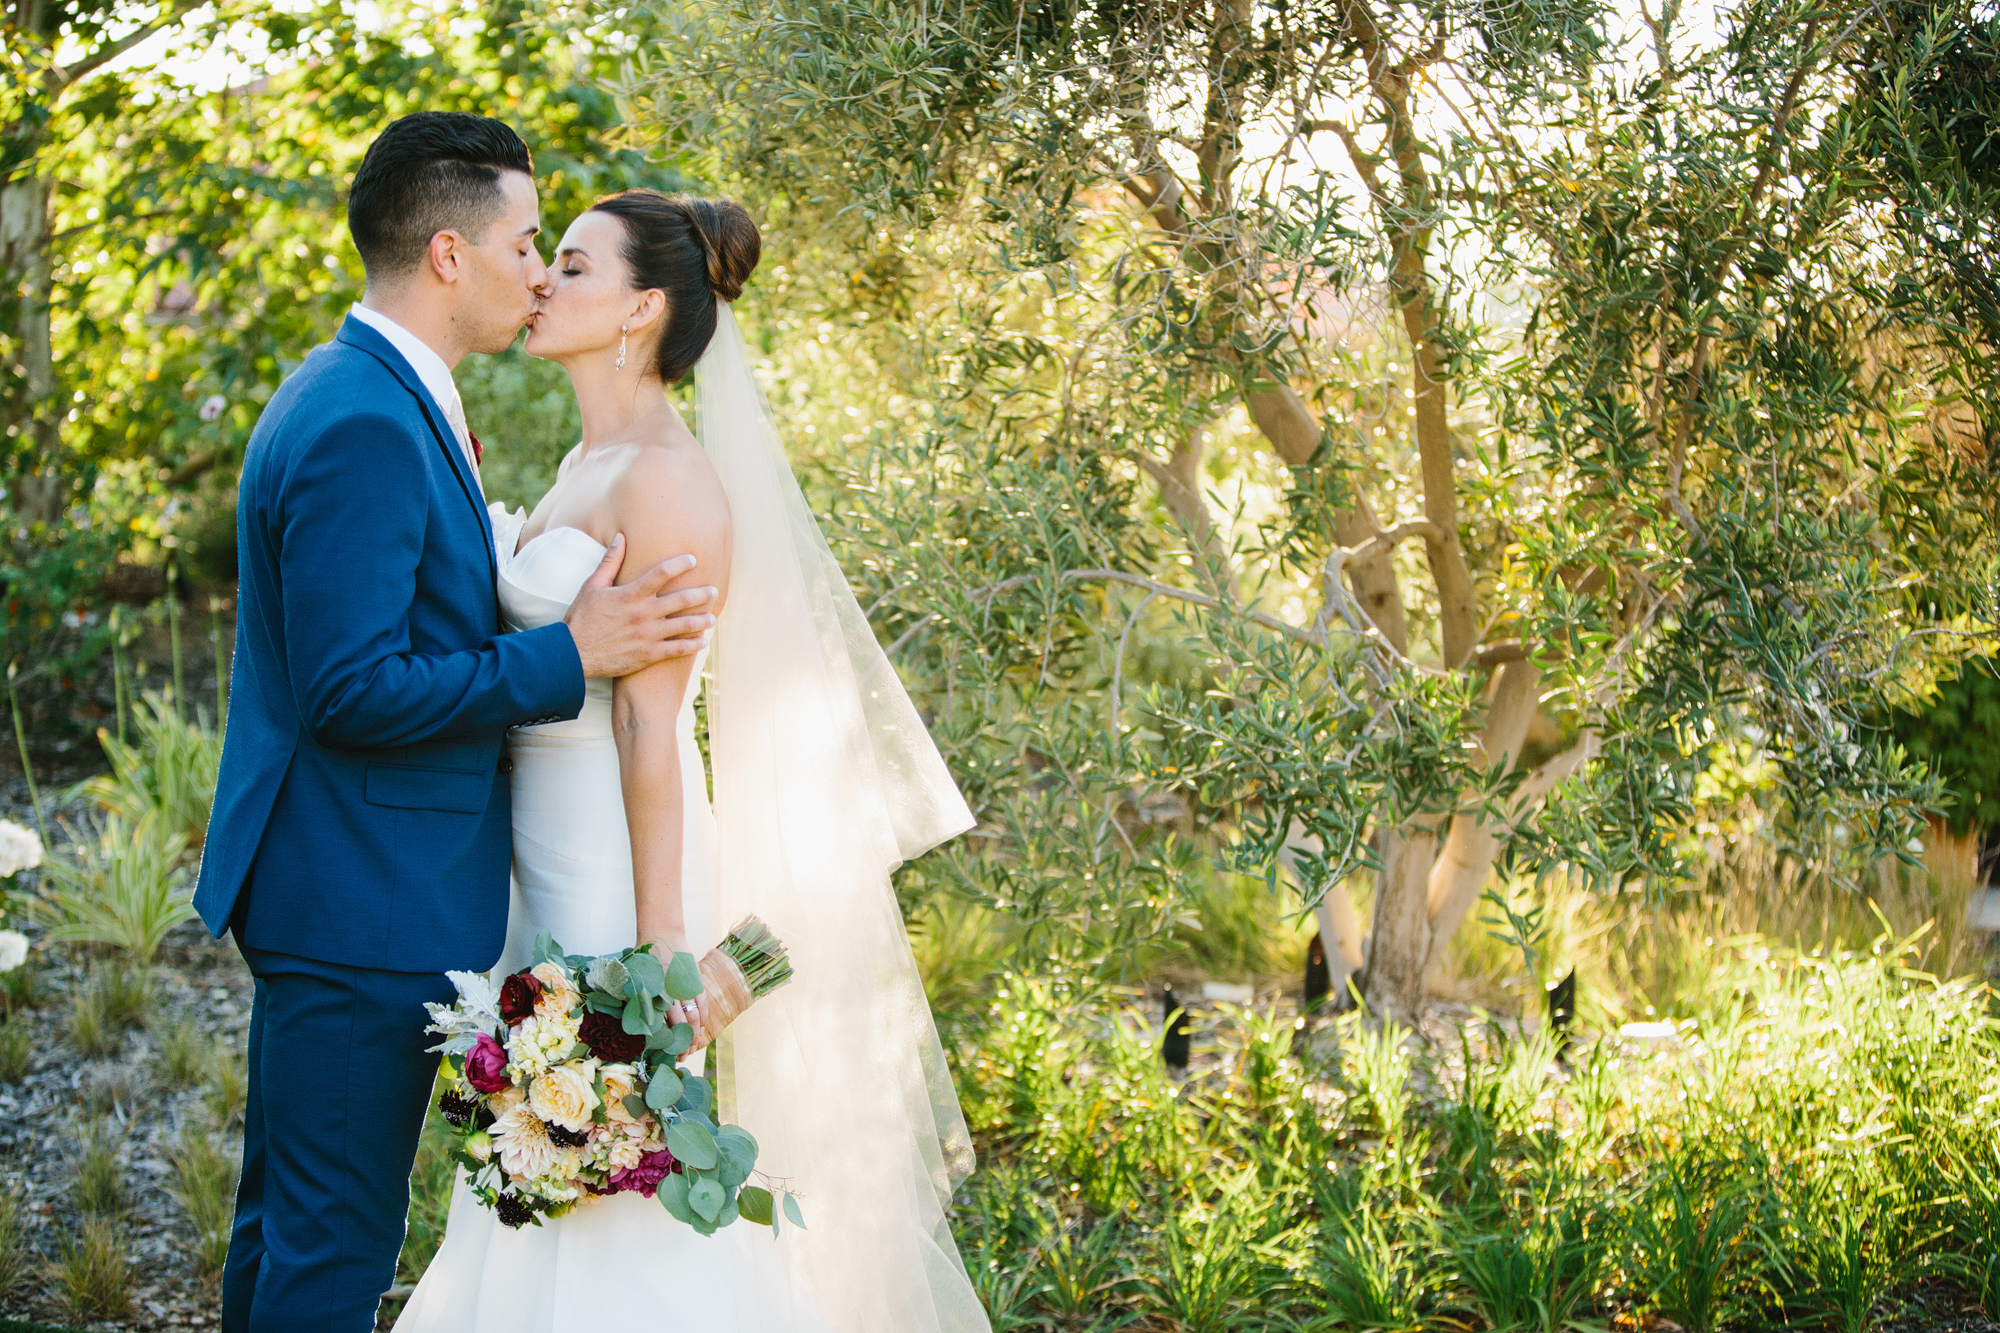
[192,112,716,1333]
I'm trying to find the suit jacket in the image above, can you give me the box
[193,315,584,973]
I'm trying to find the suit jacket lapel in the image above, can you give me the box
[334,316,496,573]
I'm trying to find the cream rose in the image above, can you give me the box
[530,961,580,1020]
[600,1065,639,1122]
[529,1059,600,1131]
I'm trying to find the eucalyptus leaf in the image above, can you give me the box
[677,1075,712,1117]
[660,1024,692,1057]
[688,1177,724,1222]
[645,1068,683,1110]
[666,1119,719,1171]
[715,1125,757,1188]
[664,950,703,1001]
[532,931,562,967]
[622,1093,648,1121]
[658,1171,693,1223]
[622,993,657,1036]
[624,950,667,1000]
[738,1185,774,1226]
[717,1192,740,1228]
[782,1192,805,1230]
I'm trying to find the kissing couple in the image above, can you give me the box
[192,111,990,1333]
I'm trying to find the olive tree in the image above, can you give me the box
[622,0,1996,1020]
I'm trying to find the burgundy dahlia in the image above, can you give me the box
[579,1010,645,1063]
[498,971,543,1025]
[607,1148,679,1198]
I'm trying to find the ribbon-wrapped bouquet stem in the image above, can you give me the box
[424,918,803,1234]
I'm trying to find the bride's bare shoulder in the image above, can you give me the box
[608,431,732,597]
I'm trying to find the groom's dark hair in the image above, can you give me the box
[348,112,533,281]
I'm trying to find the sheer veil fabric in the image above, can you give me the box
[694,307,988,1333]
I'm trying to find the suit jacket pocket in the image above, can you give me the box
[364,764,488,814]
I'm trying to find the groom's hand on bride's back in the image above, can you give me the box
[563,534,718,678]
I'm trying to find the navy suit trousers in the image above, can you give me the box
[223,941,454,1333]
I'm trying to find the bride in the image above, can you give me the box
[395,191,990,1333]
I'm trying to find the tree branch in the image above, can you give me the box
[51,2,201,92]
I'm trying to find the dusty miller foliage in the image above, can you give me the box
[612,0,2000,1005]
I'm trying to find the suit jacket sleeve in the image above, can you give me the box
[277,411,584,749]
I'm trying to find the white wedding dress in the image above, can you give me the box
[394,504,832,1333]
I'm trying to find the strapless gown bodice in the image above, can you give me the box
[490,505,618,739]
[395,504,826,1333]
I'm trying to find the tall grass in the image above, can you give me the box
[169,1118,238,1282]
[34,810,194,961]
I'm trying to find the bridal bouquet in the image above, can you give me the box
[423,919,803,1235]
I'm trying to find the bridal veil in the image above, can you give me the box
[692,306,988,1333]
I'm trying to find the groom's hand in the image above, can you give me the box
[564,535,718,678]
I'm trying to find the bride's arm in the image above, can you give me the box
[608,447,732,1041]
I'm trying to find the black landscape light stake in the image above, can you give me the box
[1161,988,1191,1070]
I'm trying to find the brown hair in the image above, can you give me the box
[587,190,761,382]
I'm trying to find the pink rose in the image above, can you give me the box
[464,1032,510,1093]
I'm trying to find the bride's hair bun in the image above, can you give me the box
[588,190,763,383]
[682,198,761,303]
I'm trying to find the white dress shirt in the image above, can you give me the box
[348,303,481,487]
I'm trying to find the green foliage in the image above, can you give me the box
[1880,657,2000,833]
[49,1215,132,1322]
[33,812,193,961]
[72,692,222,851]
[397,1101,459,1288]
[202,1047,248,1127]
[67,1117,128,1218]
[152,1012,214,1089]
[168,1119,239,1282]
[0,1185,27,1296]
[65,962,149,1059]
[617,0,1997,1027]
[2,0,683,706]
[0,1019,26,1082]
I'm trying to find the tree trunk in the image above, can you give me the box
[1356,819,1441,1027]
[0,165,62,527]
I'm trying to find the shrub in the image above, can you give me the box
[72,690,222,852]
[50,1215,132,1321]
[35,811,194,961]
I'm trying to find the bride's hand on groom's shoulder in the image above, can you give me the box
[564,534,718,679]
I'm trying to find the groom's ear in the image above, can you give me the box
[421,228,472,288]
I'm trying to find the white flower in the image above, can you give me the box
[0,821,42,879]
[0,930,26,973]
[199,394,228,422]
[492,1104,561,1181]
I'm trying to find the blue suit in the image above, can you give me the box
[195,315,585,1333]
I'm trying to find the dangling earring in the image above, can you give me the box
[616,324,628,372]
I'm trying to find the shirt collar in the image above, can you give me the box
[348,302,463,429]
